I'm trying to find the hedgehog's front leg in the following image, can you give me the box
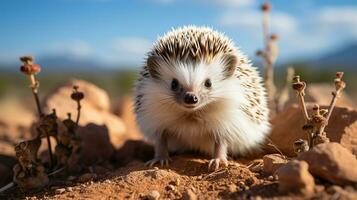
[146,132,171,167]
[208,141,228,171]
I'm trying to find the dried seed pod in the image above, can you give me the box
[261,2,271,12]
[293,139,309,155]
[292,82,306,92]
[71,86,84,101]
[256,50,264,56]
[20,65,32,75]
[319,109,328,116]
[270,34,279,41]
[20,56,33,65]
[30,64,41,74]
[335,72,344,79]
[312,104,320,114]
[19,56,41,75]
[63,113,77,130]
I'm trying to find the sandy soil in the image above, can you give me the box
[1,141,356,200]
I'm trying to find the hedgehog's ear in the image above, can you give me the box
[147,55,161,79]
[221,53,237,79]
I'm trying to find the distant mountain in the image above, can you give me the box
[311,43,357,70]
[37,54,102,72]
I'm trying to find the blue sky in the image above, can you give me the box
[1,0,357,67]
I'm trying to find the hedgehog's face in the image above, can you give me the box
[167,67,213,110]
[147,53,238,112]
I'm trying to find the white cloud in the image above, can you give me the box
[102,37,152,65]
[113,37,151,55]
[315,6,357,37]
[46,40,94,59]
[150,0,256,7]
[317,6,357,26]
[219,10,298,35]
[208,0,256,7]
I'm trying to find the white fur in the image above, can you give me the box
[135,52,270,156]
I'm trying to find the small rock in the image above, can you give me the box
[66,187,73,192]
[228,184,237,193]
[245,177,257,186]
[148,190,160,200]
[169,178,180,186]
[267,176,274,181]
[183,189,197,200]
[263,154,288,174]
[104,179,112,184]
[166,184,175,191]
[78,173,97,183]
[55,188,66,194]
[277,160,315,196]
[297,142,357,185]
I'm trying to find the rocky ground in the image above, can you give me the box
[0,80,357,200]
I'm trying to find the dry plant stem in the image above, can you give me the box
[325,89,342,123]
[267,137,285,158]
[320,87,343,134]
[261,2,277,115]
[29,74,53,168]
[29,75,43,117]
[0,182,15,193]
[75,100,81,126]
[298,93,309,123]
[38,127,54,169]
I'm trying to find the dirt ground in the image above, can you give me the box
[1,140,356,200]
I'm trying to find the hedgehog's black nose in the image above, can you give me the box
[184,93,198,104]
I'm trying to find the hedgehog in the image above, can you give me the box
[134,26,270,171]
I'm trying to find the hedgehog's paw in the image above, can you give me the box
[145,156,171,167]
[208,158,228,171]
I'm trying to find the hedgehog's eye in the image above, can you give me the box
[204,79,212,88]
[171,78,179,91]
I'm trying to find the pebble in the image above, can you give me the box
[55,188,66,194]
[228,184,237,193]
[78,173,97,183]
[183,189,197,200]
[148,190,160,200]
[169,178,180,186]
[166,184,176,191]
[267,176,274,181]
[245,177,256,186]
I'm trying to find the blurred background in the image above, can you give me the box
[0,0,356,102]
